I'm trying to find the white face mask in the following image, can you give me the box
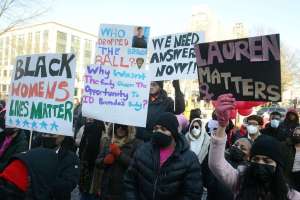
[270,119,280,128]
[247,125,259,135]
[191,128,201,137]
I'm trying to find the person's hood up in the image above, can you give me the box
[188,118,202,134]
[107,124,136,143]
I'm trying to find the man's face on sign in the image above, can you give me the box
[137,27,143,37]
[136,58,144,68]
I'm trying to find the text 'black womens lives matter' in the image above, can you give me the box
[195,34,281,102]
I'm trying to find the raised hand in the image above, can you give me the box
[215,94,236,127]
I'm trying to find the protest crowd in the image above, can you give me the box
[0,25,299,200]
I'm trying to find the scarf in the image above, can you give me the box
[0,135,13,158]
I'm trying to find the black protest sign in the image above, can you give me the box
[195,34,281,102]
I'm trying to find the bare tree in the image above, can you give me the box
[0,0,52,36]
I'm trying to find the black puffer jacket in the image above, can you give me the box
[124,134,203,200]
[136,89,185,141]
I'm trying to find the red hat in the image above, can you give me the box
[0,160,29,192]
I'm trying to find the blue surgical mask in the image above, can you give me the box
[270,119,280,128]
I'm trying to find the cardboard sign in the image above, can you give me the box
[82,24,151,127]
[95,24,150,69]
[149,32,205,81]
[6,53,76,136]
[195,34,281,102]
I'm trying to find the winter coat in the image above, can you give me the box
[79,121,105,193]
[202,155,234,200]
[208,135,300,199]
[281,138,300,192]
[261,124,287,142]
[94,126,142,200]
[278,110,300,137]
[14,147,80,200]
[136,89,185,141]
[124,133,203,200]
[185,118,210,164]
[0,132,28,171]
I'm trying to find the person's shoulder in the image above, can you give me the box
[134,141,152,157]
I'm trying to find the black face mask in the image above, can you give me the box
[292,135,300,144]
[152,132,172,148]
[42,137,57,149]
[250,162,275,184]
[229,146,246,162]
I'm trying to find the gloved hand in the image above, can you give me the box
[215,94,235,127]
[172,80,180,90]
[110,143,121,157]
[103,154,115,165]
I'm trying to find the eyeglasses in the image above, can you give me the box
[191,125,200,129]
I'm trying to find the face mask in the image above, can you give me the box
[42,137,57,149]
[292,135,300,144]
[270,119,280,128]
[191,128,201,138]
[250,162,275,183]
[152,132,172,148]
[229,146,246,162]
[247,125,258,135]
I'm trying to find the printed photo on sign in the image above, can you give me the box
[96,24,150,69]
[5,53,76,136]
[195,34,281,102]
[149,32,205,81]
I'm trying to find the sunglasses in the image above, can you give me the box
[191,125,200,129]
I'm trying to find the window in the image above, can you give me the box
[3,70,7,77]
[4,37,9,65]
[0,39,3,66]
[17,34,25,56]
[71,35,81,66]
[83,39,92,67]
[56,31,67,53]
[74,88,78,96]
[11,36,16,64]
[43,30,49,52]
[34,32,40,53]
[26,33,32,54]
[2,85,7,92]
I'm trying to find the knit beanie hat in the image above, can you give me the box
[250,135,284,167]
[155,112,179,139]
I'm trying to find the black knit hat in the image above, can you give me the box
[250,135,284,167]
[155,112,179,139]
[155,81,164,89]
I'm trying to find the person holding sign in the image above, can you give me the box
[136,80,185,141]
[208,94,300,200]
[0,136,79,200]
[93,124,142,200]
[124,112,203,200]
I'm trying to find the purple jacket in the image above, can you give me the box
[208,135,300,200]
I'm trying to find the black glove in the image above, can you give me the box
[172,80,180,90]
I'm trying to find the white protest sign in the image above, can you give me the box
[82,24,151,127]
[149,32,205,81]
[6,53,76,136]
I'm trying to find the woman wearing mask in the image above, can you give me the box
[185,118,210,164]
[209,94,300,200]
[282,126,300,192]
[94,124,142,200]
